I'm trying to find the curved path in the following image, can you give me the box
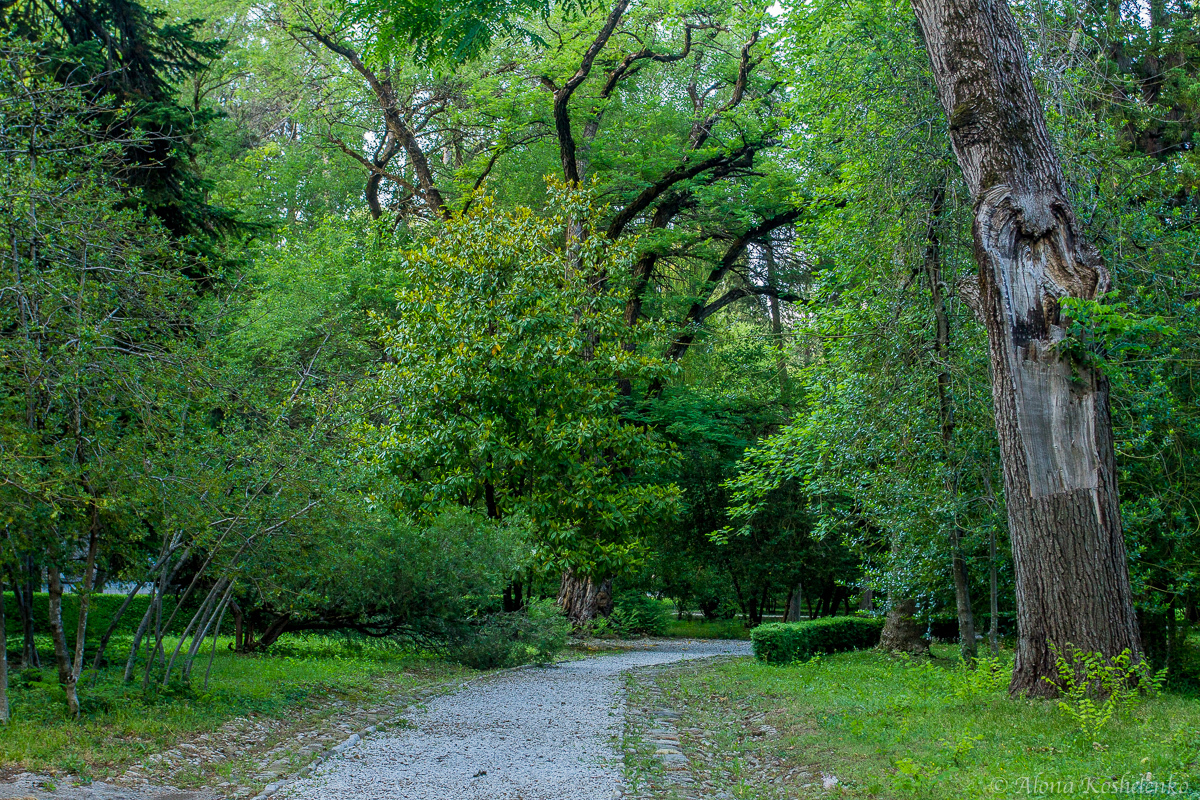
[279,639,749,800]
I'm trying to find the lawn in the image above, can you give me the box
[665,618,750,640]
[1,632,468,781]
[634,645,1200,798]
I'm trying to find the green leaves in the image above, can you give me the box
[338,0,567,64]
[368,184,680,578]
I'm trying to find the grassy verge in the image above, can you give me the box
[641,645,1200,798]
[664,618,749,640]
[2,633,468,781]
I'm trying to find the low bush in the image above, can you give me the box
[610,591,670,636]
[581,591,671,638]
[449,599,571,669]
[751,616,883,663]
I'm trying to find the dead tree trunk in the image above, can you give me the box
[911,0,1142,695]
[557,571,614,625]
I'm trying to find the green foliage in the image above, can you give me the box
[448,599,571,669]
[370,185,680,580]
[750,616,883,664]
[608,591,670,637]
[1,0,239,243]
[2,593,185,641]
[1044,645,1168,740]
[901,653,1011,701]
[340,0,562,63]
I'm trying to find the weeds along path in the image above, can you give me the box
[279,639,750,800]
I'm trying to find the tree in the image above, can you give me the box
[369,186,681,623]
[910,0,1142,694]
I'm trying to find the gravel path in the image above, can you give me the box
[279,639,750,800]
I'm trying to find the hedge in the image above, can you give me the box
[751,616,884,664]
[2,592,185,643]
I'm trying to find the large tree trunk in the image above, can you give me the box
[784,580,804,622]
[911,0,1142,695]
[557,571,614,625]
[880,597,929,655]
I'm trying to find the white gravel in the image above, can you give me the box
[279,639,750,800]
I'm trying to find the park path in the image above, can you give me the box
[278,639,750,800]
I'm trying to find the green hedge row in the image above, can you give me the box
[751,616,884,664]
[3,593,183,642]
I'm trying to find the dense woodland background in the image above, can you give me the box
[2,0,1199,716]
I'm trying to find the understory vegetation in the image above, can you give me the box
[1,0,1199,785]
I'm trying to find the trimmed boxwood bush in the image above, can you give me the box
[751,616,884,664]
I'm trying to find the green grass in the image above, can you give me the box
[1,633,468,780]
[650,645,1200,798]
[664,618,749,640]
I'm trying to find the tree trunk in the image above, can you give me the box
[950,533,978,663]
[14,560,39,669]
[557,571,614,625]
[70,522,99,690]
[764,238,790,410]
[47,570,79,717]
[858,588,874,612]
[923,180,978,663]
[0,578,9,724]
[880,596,929,655]
[230,598,244,652]
[502,579,524,613]
[989,522,1000,657]
[911,0,1142,695]
[784,580,804,622]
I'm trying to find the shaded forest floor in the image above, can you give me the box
[622,645,1200,799]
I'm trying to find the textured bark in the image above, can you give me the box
[70,522,99,691]
[784,580,804,622]
[557,571,614,624]
[880,597,929,655]
[911,0,1141,695]
[47,570,79,717]
[0,578,8,723]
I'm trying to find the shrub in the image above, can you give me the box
[1044,644,1167,739]
[449,599,571,669]
[751,616,884,664]
[609,591,670,636]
